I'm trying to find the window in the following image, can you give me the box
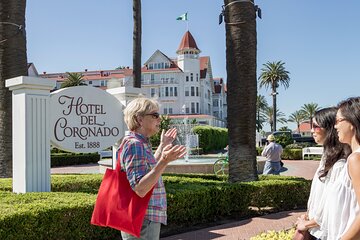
[165,87,169,97]
[213,100,219,107]
[101,80,106,86]
[150,88,156,97]
[196,73,199,82]
[89,81,92,85]
[169,108,173,114]
[174,87,178,97]
[164,108,168,114]
[160,87,165,97]
[196,102,199,113]
[185,87,189,96]
[186,76,189,82]
[196,87,199,96]
[191,86,195,96]
[191,102,195,113]
[151,74,155,84]
[190,73,193,81]
[170,87,173,96]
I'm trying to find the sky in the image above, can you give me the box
[26,0,360,131]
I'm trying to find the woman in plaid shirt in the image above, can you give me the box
[120,97,187,240]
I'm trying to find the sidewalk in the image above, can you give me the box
[51,159,318,240]
[161,210,305,240]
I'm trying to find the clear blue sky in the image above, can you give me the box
[26,0,360,131]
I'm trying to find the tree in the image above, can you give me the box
[61,72,86,88]
[300,103,320,129]
[258,61,290,132]
[256,95,268,132]
[133,0,141,88]
[264,106,287,131]
[288,110,306,133]
[224,0,258,182]
[0,0,28,178]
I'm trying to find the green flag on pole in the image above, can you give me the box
[176,12,188,21]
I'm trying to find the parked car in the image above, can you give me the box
[261,131,315,145]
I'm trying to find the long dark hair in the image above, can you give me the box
[315,107,351,180]
[337,97,360,146]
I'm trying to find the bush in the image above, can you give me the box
[0,174,310,240]
[192,126,228,153]
[51,153,100,167]
[250,228,295,240]
[281,149,302,160]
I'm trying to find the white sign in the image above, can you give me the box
[50,86,123,153]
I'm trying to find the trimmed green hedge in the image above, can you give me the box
[192,125,228,153]
[256,148,303,160]
[51,153,100,167]
[0,174,310,240]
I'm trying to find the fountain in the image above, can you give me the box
[173,105,199,162]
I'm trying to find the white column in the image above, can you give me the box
[106,86,146,169]
[6,76,56,193]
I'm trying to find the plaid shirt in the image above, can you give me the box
[119,131,167,225]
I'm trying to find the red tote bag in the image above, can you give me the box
[91,142,154,237]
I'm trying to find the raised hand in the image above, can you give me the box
[160,144,187,163]
[160,128,177,147]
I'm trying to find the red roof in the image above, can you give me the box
[199,56,209,78]
[298,121,311,132]
[168,114,214,119]
[177,31,200,52]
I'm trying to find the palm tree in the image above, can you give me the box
[258,61,290,132]
[264,106,287,131]
[133,0,141,88]
[224,0,258,182]
[61,72,87,88]
[300,103,320,129]
[0,0,28,178]
[256,95,268,132]
[288,110,306,133]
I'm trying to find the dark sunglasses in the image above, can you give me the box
[312,123,321,131]
[145,112,160,119]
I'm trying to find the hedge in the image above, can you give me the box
[192,125,228,153]
[51,153,100,167]
[0,174,310,240]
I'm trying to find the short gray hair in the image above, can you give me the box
[123,97,159,131]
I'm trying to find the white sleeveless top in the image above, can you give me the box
[307,158,346,238]
[321,149,360,240]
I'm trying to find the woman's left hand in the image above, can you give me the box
[295,217,309,231]
[160,128,177,146]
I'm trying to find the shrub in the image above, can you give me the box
[281,149,302,160]
[250,228,295,240]
[192,126,228,153]
[0,174,310,240]
[51,153,99,167]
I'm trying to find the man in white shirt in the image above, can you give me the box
[261,134,283,175]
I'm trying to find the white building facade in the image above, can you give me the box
[40,31,227,127]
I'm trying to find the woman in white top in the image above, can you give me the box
[321,97,360,239]
[295,107,351,239]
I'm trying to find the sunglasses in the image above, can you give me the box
[312,123,321,131]
[145,112,160,119]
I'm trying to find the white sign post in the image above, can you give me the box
[6,76,56,193]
